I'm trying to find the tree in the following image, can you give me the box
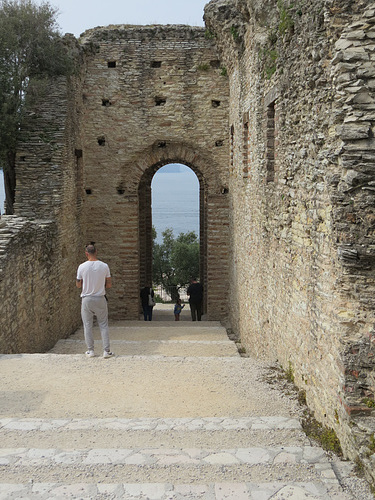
[152,228,199,301]
[0,0,72,213]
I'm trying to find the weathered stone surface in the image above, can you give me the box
[0,25,230,353]
[78,25,230,321]
[337,122,371,140]
[205,0,375,485]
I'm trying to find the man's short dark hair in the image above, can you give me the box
[85,243,96,254]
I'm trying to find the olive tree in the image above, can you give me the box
[152,228,199,301]
[0,0,71,213]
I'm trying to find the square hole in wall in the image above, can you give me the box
[97,136,106,146]
[107,61,116,68]
[102,99,111,107]
[212,100,221,108]
[151,61,162,68]
[215,140,224,147]
[85,189,92,195]
[155,97,166,106]
[210,60,221,68]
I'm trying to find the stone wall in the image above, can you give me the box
[205,0,375,481]
[0,56,83,353]
[78,25,230,320]
[0,217,79,353]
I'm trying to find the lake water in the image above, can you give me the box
[152,165,199,242]
[0,165,200,241]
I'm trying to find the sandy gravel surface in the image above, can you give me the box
[0,354,298,419]
[1,312,374,499]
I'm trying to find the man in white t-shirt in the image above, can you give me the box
[76,243,113,358]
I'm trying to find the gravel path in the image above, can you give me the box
[0,312,374,499]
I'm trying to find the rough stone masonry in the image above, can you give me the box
[204,0,375,484]
[0,0,374,486]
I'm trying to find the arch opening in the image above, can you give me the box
[151,164,199,243]
[138,160,207,313]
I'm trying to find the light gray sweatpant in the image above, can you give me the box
[81,296,110,352]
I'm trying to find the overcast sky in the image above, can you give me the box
[46,0,209,37]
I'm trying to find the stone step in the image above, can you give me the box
[0,417,309,449]
[0,446,342,485]
[68,323,230,341]
[49,339,239,357]
[0,481,353,499]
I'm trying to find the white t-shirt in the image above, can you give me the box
[76,260,111,297]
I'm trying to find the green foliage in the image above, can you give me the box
[362,397,375,408]
[197,63,210,71]
[220,67,228,77]
[369,434,375,453]
[265,49,278,79]
[230,25,239,41]
[302,412,343,456]
[259,30,278,80]
[0,0,73,212]
[204,29,215,40]
[285,361,295,383]
[152,227,199,295]
[277,0,294,36]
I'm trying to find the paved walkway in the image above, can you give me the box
[0,305,372,499]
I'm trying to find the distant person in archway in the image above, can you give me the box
[187,277,203,321]
[140,285,155,321]
[76,243,113,358]
[174,298,185,321]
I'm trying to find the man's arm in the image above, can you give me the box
[76,279,82,289]
[105,277,112,289]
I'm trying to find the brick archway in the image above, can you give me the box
[138,160,207,313]
[135,142,229,321]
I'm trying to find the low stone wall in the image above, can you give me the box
[0,217,80,353]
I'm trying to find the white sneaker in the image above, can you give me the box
[85,350,95,358]
[103,351,114,358]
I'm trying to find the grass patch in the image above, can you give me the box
[301,411,343,456]
[236,343,247,356]
[197,63,210,71]
[230,25,240,41]
[362,397,375,408]
[278,0,294,36]
[285,361,295,383]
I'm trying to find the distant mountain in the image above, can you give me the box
[157,164,183,174]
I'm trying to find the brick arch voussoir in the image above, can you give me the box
[134,142,215,186]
